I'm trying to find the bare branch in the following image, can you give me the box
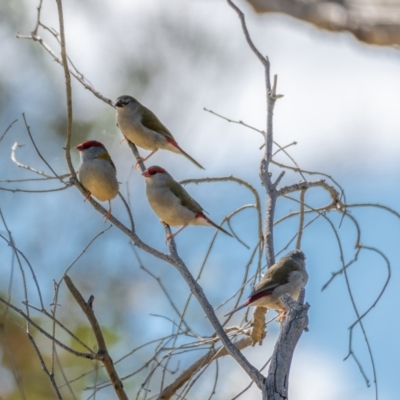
[55,0,75,179]
[0,296,96,359]
[265,291,309,399]
[64,275,129,400]
[296,189,306,249]
[159,336,253,400]
[0,119,18,144]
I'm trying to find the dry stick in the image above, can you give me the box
[0,119,18,144]
[226,0,276,267]
[140,264,192,333]
[348,246,390,330]
[55,0,75,179]
[162,239,265,388]
[277,179,343,209]
[22,113,68,185]
[0,296,95,359]
[16,31,113,107]
[226,4,309,399]
[159,225,225,392]
[296,188,306,249]
[180,176,263,240]
[127,140,146,172]
[271,159,346,203]
[63,275,129,400]
[159,204,260,394]
[203,108,306,181]
[159,336,253,400]
[232,356,272,400]
[160,209,253,390]
[32,0,43,35]
[180,345,220,400]
[11,142,54,178]
[319,214,377,394]
[286,194,378,395]
[321,211,362,291]
[51,225,113,375]
[0,185,70,194]
[28,333,62,399]
[0,176,70,183]
[265,291,309,400]
[0,213,31,321]
[221,241,262,319]
[0,324,27,400]
[349,202,400,220]
[64,337,168,390]
[25,303,93,353]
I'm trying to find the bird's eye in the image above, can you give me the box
[149,170,158,176]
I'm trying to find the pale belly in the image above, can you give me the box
[79,162,119,202]
[118,119,167,151]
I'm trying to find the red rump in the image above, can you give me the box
[166,137,179,148]
[195,213,206,220]
[248,290,272,304]
[75,140,104,151]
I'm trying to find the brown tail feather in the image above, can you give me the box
[167,139,205,170]
[204,216,233,237]
[224,302,248,317]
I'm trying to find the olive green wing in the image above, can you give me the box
[251,259,301,295]
[140,105,175,139]
[167,179,204,214]
[97,151,116,172]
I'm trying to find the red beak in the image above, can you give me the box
[75,144,84,151]
[142,170,150,177]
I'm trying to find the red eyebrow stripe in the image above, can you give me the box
[77,140,104,150]
[147,166,167,174]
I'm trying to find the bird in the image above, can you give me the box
[142,165,232,240]
[114,95,204,170]
[75,140,119,220]
[224,249,308,321]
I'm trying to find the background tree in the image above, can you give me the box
[0,0,399,399]
[246,0,400,46]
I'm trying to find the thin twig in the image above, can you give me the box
[64,275,129,400]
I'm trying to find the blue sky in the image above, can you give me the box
[0,0,399,399]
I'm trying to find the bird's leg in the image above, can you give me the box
[166,225,188,242]
[135,150,157,169]
[103,200,112,221]
[277,310,287,322]
[83,191,92,201]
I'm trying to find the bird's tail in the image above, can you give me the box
[201,215,233,237]
[224,301,249,317]
[166,138,205,170]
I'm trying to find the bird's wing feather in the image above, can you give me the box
[251,259,301,296]
[97,151,116,171]
[167,179,204,214]
[140,105,175,139]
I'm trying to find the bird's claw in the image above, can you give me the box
[103,210,111,221]
[135,156,145,170]
[277,311,287,323]
[83,191,92,201]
